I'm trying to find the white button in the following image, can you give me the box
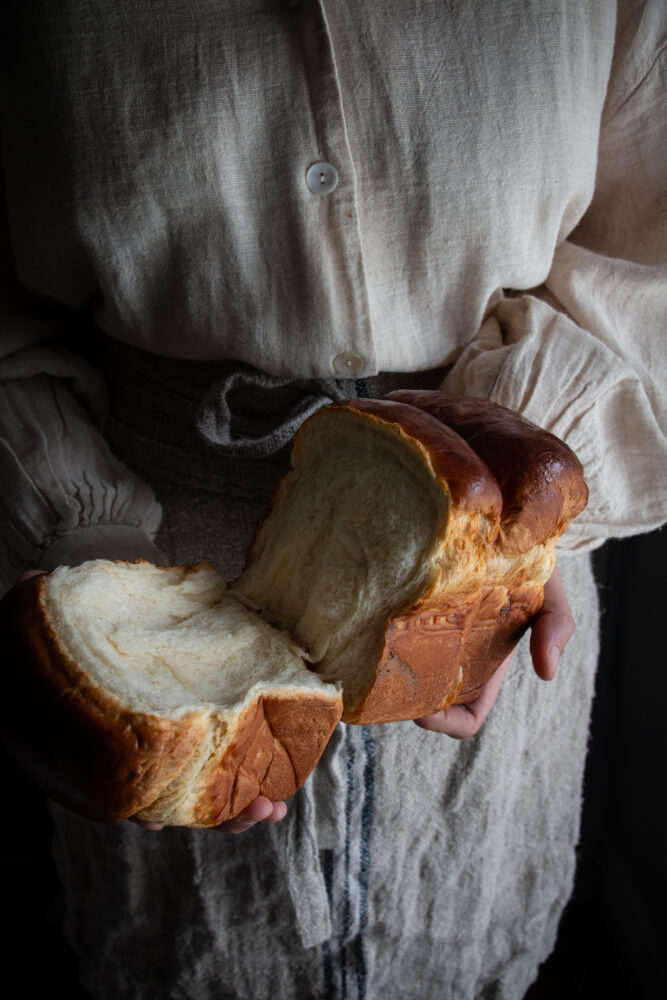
[306,161,339,196]
[332,352,364,376]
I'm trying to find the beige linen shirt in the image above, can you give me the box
[0,0,666,585]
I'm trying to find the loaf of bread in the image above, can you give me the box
[1,393,587,826]
[234,394,588,719]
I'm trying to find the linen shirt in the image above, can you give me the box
[0,0,666,585]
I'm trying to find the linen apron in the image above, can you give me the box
[49,337,599,1000]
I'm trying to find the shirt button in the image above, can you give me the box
[306,161,339,196]
[332,352,364,376]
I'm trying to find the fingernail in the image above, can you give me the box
[549,645,562,672]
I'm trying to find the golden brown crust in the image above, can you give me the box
[386,391,588,556]
[337,393,587,714]
[328,398,503,519]
[381,392,589,703]
[453,580,544,703]
[1,573,342,827]
[346,593,482,723]
[179,694,341,828]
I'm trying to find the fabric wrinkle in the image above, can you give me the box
[279,778,333,949]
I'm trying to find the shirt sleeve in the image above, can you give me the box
[0,212,163,594]
[442,6,667,553]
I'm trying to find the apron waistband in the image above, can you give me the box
[82,330,447,458]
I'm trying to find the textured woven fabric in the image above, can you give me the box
[45,360,600,1000]
[1,1,666,572]
[0,3,660,996]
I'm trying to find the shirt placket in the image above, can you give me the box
[291,0,376,378]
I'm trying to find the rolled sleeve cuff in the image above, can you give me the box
[442,300,667,551]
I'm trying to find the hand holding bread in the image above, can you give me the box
[416,562,575,738]
[0,393,588,827]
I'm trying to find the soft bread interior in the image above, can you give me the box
[234,410,449,708]
[43,560,336,719]
[485,544,556,593]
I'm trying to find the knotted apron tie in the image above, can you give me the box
[196,369,360,457]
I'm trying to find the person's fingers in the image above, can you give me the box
[414,652,513,739]
[260,800,288,824]
[17,569,48,584]
[129,817,165,831]
[129,797,288,834]
[530,564,575,681]
[213,796,288,834]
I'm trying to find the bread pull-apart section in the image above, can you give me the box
[234,399,504,723]
[2,394,588,824]
[1,561,342,826]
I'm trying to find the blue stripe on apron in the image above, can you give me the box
[320,724,376,999]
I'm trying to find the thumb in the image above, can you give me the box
[530,564,575,681]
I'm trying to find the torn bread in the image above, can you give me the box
[2,393,588,824]
[2,561,342,826]
[234,396,587,720]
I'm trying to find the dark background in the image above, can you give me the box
[527,527,666,1000]
[2,528,665,999]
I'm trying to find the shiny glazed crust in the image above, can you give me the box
[386,391,588,703]
[137,691,342,827]
[350,593,482,723]
[1,574,341,826]
[386,392,589,556]
[315,399,504,723]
